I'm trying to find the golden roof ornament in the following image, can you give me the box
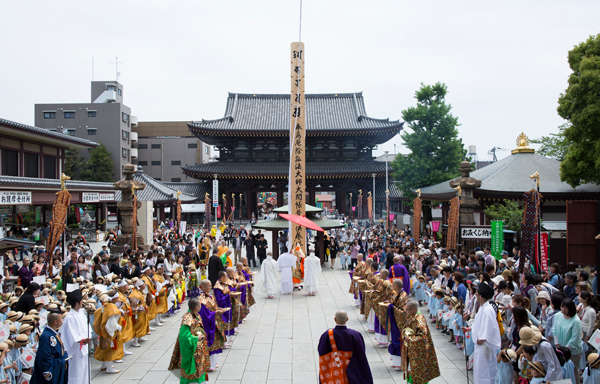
[511,132,535,154]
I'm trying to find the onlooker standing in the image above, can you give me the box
[244,235,256,268]
[563,273,577,301]
[255,234,268,265]
[233,232,243,265]
[552,298,583,384]
[42,222,50,247]
[350,240,360,270]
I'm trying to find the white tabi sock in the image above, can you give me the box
[210,354,218,369]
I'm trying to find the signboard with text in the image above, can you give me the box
[212,180,219,208]
[99,193,115,201]
[490,220,504,260]
[0,191,31,205]
[82,193,99,203]
[460,225,492,239]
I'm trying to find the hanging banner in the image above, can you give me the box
[536,233,549,273]
[212,180,219,208]
[179,221,186,237]
[413,197,422,238]
[491,220,504,260]
[446,196,460,251]
[389,214,395,221]
[0,191,31,205]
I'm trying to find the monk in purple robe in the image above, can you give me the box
[213,271,234,346]
[199,280,228,371]
[317,310,373,384]
[19,257,34,288]
[389,256,410,294]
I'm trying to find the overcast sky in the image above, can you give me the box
[1,1,598,161]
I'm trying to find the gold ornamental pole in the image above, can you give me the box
[289,42,306,252]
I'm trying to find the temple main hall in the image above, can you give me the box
[182,92,407,220]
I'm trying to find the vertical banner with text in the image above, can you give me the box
[289,42,306,253]
[490,220,504,260]
[536,233,549,272]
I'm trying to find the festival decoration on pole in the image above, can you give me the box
[131,184,140,251]
[176,190,182,225]
[358,190,363,221]
[239,193,243,226]
[386,190,390,232]
[412,189,421,238]
[521,172,542,273]
[446,186,461,251]
[367,191,373,222]
[204,192,211,231]
[349,193,353,220]
[47,173,71,261]
[222,193,227,225]
[288,41,307,253]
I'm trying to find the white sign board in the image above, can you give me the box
[0,191,31,205]
[460,226,492,239]
[82,192,99,203]
[212,180,219,207]
[99,193,115,201]
[179,221,186,237]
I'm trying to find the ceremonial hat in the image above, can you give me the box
[0,343,7,351]
[503,349,517,363]
[519,327,542,346]
[529,361,545,377]
[14,334,28,345]
[8,297,18,305]
[66,290,83,307]
[449,297,458,306]
[9,325,17,335]
[127,285,134,290]
[46,303,62,314]
[135,280,145,288]
[190,265,196,271]
[0,303,8,311]
[117,280,128,288]
[588,353,600,369]
[477,282,494,300]
[501,270,513,278]
[75,276,83,283]
[21,315,34,324]
[18,324,33,334]
[142,267,150,273]
[7,311,22,322]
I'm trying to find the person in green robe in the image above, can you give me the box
[168,298,211,383]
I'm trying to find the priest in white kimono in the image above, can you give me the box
[471,281,501,384]
[303,250,321,296]
[259,251,278,299]
[60,289,93,384]
[277,251,297,294]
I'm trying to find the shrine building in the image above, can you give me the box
[182,92,408,220]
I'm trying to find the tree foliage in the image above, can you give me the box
[64,149,85,180]
[530,123,569,161]
[80,144,115,182]
[391,82,467,199]
[556,33,600,187]
[484,200,523,231]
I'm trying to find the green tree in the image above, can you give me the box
[80,144,115,182]
[64,148,85,180]
[557,33,600,187]
[391,82,467,200]
[530,123,569,161]
[483,200,523,231]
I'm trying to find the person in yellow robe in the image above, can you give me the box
[116,280,134,357]
[292,247,305,290]
[402,300,441,384]
[129,279,149,348]
[141,267,159,327]
[154,264,170,322]
[93,290,124,374]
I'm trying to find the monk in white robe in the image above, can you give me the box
[303,251,321,296]
[277,251,297,294]
[259,252,278,298]
[471,282,501,384]
[60,290,93,384]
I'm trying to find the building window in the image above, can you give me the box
[188,142,198,149]
[118,89,122,96]
[87,129,97,135]
[64,112,75,118]
[87,111,96,117]
[122,112,129,122]
[43,112,56,119]
[205,146,209,154]
[155,178,161,181]
[171,160,181,166]
[2,150,19,176]
[137,144,148,149]
[151,161,161,166]
[122,130,129,139]
[151,144,161,149]
[107,85,115,91]
[138,161,148,166]
[25,153,39,177]
[171,178,181,182]
[122,148,129,157]
[66,129,75,136]
[44,156,56,179]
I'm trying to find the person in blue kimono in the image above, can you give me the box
[495,349,516,384]
[31,311,68,384]
[424,281,432,305]
[428,288,442,319]
[583,353,600,384]
[449,301,466,348]
[414,275,426,306]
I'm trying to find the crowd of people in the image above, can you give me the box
[341,221,599,384]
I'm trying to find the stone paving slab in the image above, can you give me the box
[91,249,470,384]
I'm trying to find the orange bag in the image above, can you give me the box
[318,329,353,384]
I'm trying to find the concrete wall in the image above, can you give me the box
[136,137,210,182]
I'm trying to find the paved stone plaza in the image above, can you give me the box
[90,252,469,384]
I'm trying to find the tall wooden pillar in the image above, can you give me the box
[317,230,324,265]
[272,230,279,260]
[337,192,346,216]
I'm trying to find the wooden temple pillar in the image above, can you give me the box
[246,192,254,221]
[276,190,284,208]
[316,230,324,265]
[337,192,346,216]
[272,230,279,260]
[308,190,316,207]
